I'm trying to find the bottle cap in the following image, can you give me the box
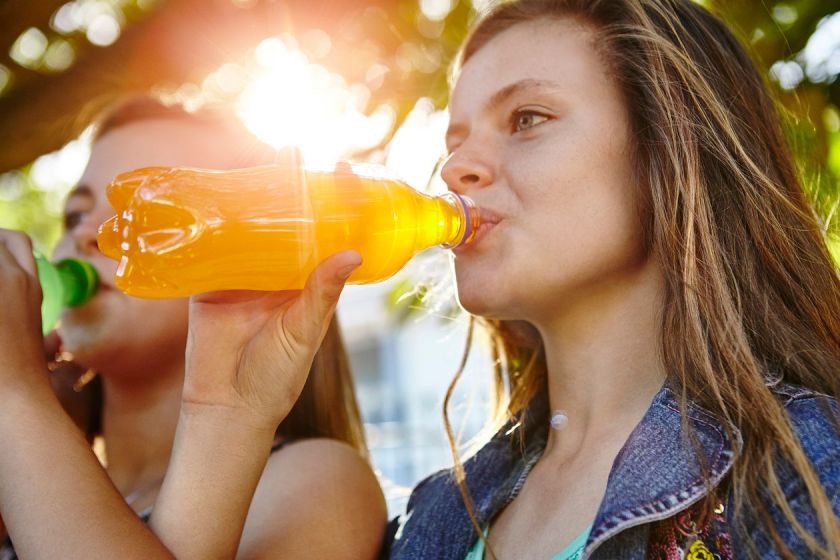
[56,258,99,307]
[440,193,479,248]
[455,194,477,247]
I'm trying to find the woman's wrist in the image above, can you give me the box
[181,354,298,434]
[177,401,279,447]
[151,399,278,558]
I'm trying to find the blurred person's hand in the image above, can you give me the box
[0,229,98,439]
[0,229,51,395]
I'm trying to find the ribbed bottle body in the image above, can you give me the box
[97,164,478,298]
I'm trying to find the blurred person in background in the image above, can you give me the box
[0,95,385,559]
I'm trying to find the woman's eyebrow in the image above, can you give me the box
[485,78,564,112]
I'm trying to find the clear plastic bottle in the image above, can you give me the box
[97,163,479,298]
[35,253,99,334]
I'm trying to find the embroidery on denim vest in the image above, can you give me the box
[647,501,732,560]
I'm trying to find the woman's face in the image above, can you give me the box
[52,119,228,378]
[443,19,648,323]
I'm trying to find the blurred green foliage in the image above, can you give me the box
[0,166,68,254]
[1,0,839,265]
[717,1,840,252]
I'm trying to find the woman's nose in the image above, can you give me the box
[440,149,494,194]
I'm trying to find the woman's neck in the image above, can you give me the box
[99,362,184,500]
[535,256,667,460]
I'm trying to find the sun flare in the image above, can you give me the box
[235,37,395,169]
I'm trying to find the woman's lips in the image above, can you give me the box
[87,264,115,293]
[477,207,502,226]
[454,208,502,255]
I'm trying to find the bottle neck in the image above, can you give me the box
[437,193,479,249]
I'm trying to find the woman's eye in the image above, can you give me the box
[63,210,84,231]
[511,110,549,133]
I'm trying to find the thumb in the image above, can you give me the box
[287,250,362,341]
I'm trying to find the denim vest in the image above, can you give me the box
[385,382,840,559]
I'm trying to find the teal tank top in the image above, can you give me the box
[464,524,592,560]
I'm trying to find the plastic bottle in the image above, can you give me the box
[97,163,480,298]
[35,253,99,334]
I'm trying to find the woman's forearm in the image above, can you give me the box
[0,376,175,559]
[150,404,276,560]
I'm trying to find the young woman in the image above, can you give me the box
[386,1,840,559]
[0,96,385,559]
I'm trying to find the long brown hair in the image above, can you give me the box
[69,94,368,457]
[443,1,840,557]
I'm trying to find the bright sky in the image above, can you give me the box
[235,35,398,169]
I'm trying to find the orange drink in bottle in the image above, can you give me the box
[97,163,479,298]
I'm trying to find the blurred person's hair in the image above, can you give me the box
[67,93,368,458]
[85,94,278,167]
[441,1,840,558]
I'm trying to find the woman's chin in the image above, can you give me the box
[455,288,499,318]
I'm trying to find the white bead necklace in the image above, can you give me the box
[550,409,569,430]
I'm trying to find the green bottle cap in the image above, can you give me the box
[55,258,99,307]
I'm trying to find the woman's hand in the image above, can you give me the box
[0,229,51,394]
[152,251,361,559]
[182,250,362,430]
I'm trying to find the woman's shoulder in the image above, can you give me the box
[724,384,840,557]
[259,437,384,503]
[266,436,366,463]
[772,383,839,461]
[239,438,386,559]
